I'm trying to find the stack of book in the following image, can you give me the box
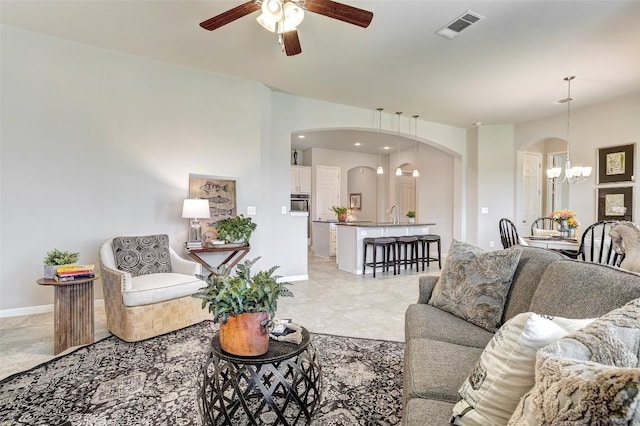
[185,241,203,250]
[55,264,95,282]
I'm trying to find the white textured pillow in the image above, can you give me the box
[509,299,640,425]
[451,312,594,426]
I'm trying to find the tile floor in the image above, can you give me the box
[0,253,441,381]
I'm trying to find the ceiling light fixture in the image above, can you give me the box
[546,76,592,184]
[412,115,420,177]
[377,107,384,175]
[395,112,403,176]
[257,0,304,34]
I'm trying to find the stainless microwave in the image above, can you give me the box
[291,194,309,212]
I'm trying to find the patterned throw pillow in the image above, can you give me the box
[428,240,523,332]
[508,298,640,425]
[451,313,594,425]
[112,234,172,277]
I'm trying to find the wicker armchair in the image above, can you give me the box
[99,235,210,342]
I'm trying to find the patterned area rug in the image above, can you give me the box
[0,321,404,425]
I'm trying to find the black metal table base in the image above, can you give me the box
[199,328,322,425]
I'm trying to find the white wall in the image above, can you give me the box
[1,26,468,313]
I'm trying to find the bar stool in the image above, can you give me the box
[363,237,397,278]
[396,236,419,270]
[418,234,442,271]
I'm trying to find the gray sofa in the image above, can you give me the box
[403,245,640,425]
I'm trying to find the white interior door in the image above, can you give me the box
[396,175,416,218]
[522,152,542,236]
[316,165,340,221]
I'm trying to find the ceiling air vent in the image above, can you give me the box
[436,11,484,40]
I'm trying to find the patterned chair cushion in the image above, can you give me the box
[112,234,172,277]
[428,240,522,332]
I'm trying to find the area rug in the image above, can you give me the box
[0,321,404,425]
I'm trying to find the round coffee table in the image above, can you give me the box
[199,327,322,425]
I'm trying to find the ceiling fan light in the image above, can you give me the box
[279,2,304,33]
[256,13,277,32]
[262,0,283,20]
[395,167,402,176]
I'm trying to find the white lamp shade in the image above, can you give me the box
[262,0,283,20]
[182,199,211,219]
[279,1,304,33]
[412,169,420,177]
[377,165,384,175]
[395,167,402,176]
[256,13,277,32]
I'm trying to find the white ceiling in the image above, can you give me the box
[2,0,640,153]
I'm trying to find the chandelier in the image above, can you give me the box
[546,76,592,184]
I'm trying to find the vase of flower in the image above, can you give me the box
[568,228,576,238]
[557,220,569,238]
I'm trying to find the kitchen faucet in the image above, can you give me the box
[391,205,399,224]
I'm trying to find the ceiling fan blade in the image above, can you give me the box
[199,1,260,31]
[282,30,302,56]
[304,0,373,28]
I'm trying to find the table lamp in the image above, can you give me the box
[182,199,211,243]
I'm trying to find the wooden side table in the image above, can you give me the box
[37,276,98,355]
[185,244,251,275]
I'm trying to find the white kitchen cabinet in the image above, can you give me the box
[291,166,311,193]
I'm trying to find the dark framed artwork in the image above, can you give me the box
[598,143,635,184]
[189,174,237,242]
[349,193,362,210]
[597,186,633,222]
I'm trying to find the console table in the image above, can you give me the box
[37,276,98,355]
[199,327,322,425]
[185,244,250,274]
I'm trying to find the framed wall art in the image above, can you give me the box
[189,174,237,241]
[349,193,362,210]
[597,186,633,222]
[597,143,635,184]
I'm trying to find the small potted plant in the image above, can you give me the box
[331,206,349,222]
[216,214,257,245]
[193,257,293,356]
[43,249,79,279]
[406,211,416,223]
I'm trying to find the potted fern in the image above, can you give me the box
[43,249,79,279]
[193,257,293,356]
[216,214,257,245]
[331,206,349,222]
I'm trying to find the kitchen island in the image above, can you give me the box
[336,222,435,275]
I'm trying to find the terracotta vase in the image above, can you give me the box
[338,213,347,222]
[219,312,269,356]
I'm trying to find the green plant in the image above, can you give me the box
[216,214,257,243]
[43,249,79,266]
[331,206,348,214]
[406,211,416,218]
[193,257,293,324]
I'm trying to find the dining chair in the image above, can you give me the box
[499,218,520,249]
[530,217,555,235]
[577,220,623,266]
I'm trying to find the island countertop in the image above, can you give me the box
[335,222,435,227]
[335,222,436,275]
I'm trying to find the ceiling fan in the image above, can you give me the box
[199,0,374,56]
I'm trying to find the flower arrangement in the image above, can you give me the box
[551,209,576,223]
[567,217,580,229]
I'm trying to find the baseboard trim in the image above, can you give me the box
[0,299,105,318]
[282,274,309,282]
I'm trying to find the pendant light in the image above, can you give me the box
[395,111,403,176]
[377,107,384,175]
[412,115,420,177]
[546,76,592,184]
